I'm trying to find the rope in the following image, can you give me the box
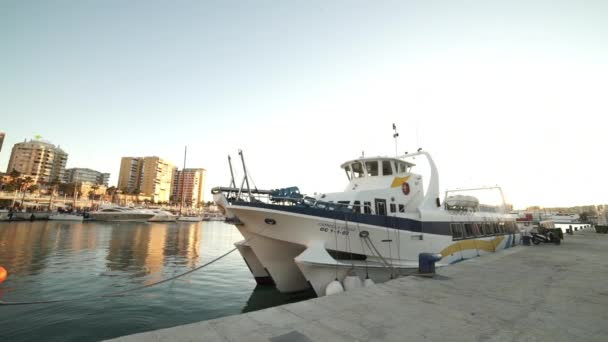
[333,217,339,280]
[355,222,370,278]
[0,247,238,306]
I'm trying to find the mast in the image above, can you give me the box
[228,155,236,188]
[179,145,187,214]
[73,182,78,210]
[237,150,253,201]
[392,123,399,157]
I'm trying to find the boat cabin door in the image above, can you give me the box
[375,199,387,216]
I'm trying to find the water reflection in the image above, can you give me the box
[0,222,56,276]
[0,221,204,280]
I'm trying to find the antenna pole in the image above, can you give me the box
[392,123,399,157]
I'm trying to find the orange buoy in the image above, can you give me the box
[0,266,7,284]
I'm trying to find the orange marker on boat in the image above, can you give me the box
[0,266,7,284]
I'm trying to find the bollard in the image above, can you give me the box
[418,253,442,275]
[522,235,531,246]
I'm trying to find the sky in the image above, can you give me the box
[1,0,607,209]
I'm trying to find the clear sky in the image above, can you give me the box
[1,0,607,209]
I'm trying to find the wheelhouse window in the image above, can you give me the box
[382,161,393,176]
[398,162,408,174]
[365,161,379,177]
[450,223,464,240]
[390,203,396,213]
[398,204,405,212]
[351,162,365,178]
[344,165,352,180]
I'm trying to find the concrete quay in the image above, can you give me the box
[108,228,608,342]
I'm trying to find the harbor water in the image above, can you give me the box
[0,221,314,342]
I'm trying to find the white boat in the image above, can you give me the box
[148,210,178,222]
[49,213,85,221]
[0,209,9,221]
[88,206,155,222]
[177,215,203,222]
[213,149,519,296]
[550,213,580,224]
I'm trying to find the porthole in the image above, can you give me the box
[264,218,276,225]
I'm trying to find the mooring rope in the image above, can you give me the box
[0,247,238,306]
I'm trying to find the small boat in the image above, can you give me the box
[49,213,85,221]
[0,209,9,222]
[177,215,202,222]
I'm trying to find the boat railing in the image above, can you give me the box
[212,186,359,214]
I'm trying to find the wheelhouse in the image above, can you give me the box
[341,158,415,181]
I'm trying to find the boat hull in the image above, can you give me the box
[235,225,309,293]
[225,203,519,295]
[234,240,274,285]
[177,216,202,222]
[88,213,155,222]
[49,214,84,222]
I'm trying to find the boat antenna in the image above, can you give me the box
[227,155,236,188]
[392,123,399,157]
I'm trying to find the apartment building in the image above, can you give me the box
[172,168,206,207]
[117,156,176,202]
[6,138,68,183]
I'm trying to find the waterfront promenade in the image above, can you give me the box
[108,228,607,342]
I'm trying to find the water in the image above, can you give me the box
[0,221,314,341]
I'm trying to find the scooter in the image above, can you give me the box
[530,229,562,245]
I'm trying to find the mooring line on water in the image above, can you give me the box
[0,247,238,306]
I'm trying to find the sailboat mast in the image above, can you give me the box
[179,146,187,213]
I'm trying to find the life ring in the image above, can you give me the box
[402,182,410,195]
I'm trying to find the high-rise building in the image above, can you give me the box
[0,132,5,152]
[172,168,206,207]
[117,156,176,202]
[6,138,68,184]
[64,167,111,186]
[140,157,176,203]
[117,157,144,193]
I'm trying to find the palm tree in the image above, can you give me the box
[48,177,61,210]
